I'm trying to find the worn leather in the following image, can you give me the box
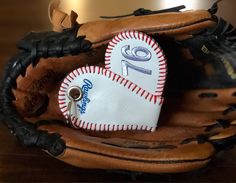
[48,1,216,45]
[78,11,216,46]
[9,3,236,173]
[38,123,236,173]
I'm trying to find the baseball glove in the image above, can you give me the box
[2,1,236,173]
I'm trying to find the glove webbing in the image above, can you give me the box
[1,25,92,156]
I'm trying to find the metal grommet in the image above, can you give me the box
[67,86,83,101]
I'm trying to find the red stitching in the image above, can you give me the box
[136,88,141,94]
[145,93,150,99]
[59,90,66,93]
[65,77,71,83]
[75,118,80,128]
[160,72,167,74]
[116,75,121,82]
[62,82,69,87]
[111,40,117,45]
[154,45,160,51]
[141,90,145,97]
[58,94,66,96]
[133,31,137,39]
[94,124,97,131]
[109,42,115,47]
[128,82,133,89]
[159,63,166,67]
[58,98,65,101]
[60,105,67,109]
[109,70,112,78]
[92,66,95,73]
[132,85,137,91]
[112,73,117,81]
[61,108,68,113]
[145,35,149,43]
[117,33,122,40]
[85,122,89,129]
[120,78,125,84]
[148,38,152,45]
[154,96,157,104]
[124,80,129,87]
[75,69,80,76]
[156,49,162,55]
[121,32,126,40]
[138,32,141,40]
[107,47,113,51]
[81,68,84,74]
[60,86,67,90]
[105,69,109,76]
[159,59,166,62]
[72,71,76,78]
[125,32,129,39]
[114,37,119,43]
[149,95,153,102]
[85,67,88,73]
[128,30,133,38]
[68,74,73,81]
[151,41,156,48]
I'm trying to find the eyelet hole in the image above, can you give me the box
[67,86,83,101]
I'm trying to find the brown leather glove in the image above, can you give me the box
[2,1,236,173]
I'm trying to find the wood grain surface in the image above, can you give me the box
[1,0,236,182]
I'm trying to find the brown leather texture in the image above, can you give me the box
[10,6,236,173]
[12,41,236,172]
[78,10,216,45]
[40,124,216,173]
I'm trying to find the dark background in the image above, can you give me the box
[1,0,236,182]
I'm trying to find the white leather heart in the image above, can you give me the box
[105,30,167,96]
[58,66,163,131]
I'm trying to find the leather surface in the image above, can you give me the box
[39,124,215,173]
[9,6,236,173]
[78,10,216,45]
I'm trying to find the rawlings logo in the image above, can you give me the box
[77,79,93,114]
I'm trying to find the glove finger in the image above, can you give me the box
[39,124,215,173]
[77,10,215,45]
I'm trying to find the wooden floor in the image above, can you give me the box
[1,0,236,182]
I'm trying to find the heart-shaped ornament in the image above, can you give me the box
[58,31,167,131]
[58,66,163,131]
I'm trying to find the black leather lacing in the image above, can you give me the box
[100,5,186,19]
[1,25,92,156]
[208,0,222,14]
